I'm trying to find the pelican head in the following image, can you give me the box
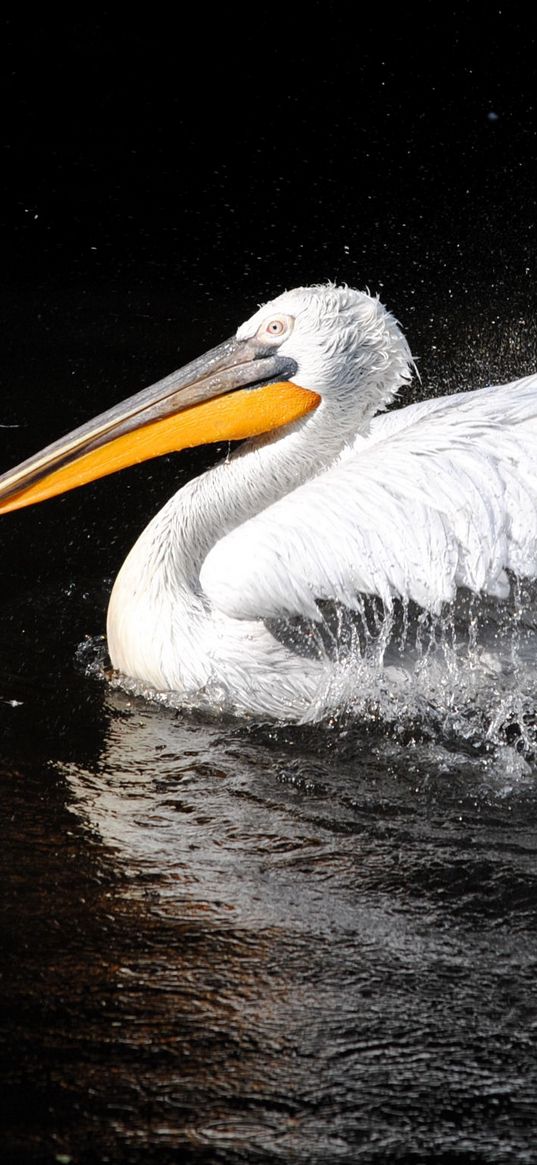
[239,284,413,415]
[0,285,412,515]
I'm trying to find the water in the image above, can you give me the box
[1,571,537,1164]
[2,288,537,1162]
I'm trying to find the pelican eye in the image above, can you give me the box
[257,313,294,345]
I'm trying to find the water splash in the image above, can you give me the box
[303,583,537,762]
[76,581,537,765]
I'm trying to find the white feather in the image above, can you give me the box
[107,287,537,719]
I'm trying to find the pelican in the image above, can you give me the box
[1,284,536,720]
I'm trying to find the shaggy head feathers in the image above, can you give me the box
[237,284,414,417]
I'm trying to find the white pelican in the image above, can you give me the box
[1,284,536,720]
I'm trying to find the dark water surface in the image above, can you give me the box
[2,287,537,1165]
[2,286,537,1165]
[1,575,537,1164]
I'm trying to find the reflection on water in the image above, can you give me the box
[1,577,537,1162]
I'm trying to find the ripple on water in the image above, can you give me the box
[2,578,537,1163]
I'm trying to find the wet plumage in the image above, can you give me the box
[2,285,537,719]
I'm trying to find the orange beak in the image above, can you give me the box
[0,335,320,514]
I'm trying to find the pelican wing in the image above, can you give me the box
[200,374,537,621]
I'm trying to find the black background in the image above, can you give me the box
[2,5,536,592]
